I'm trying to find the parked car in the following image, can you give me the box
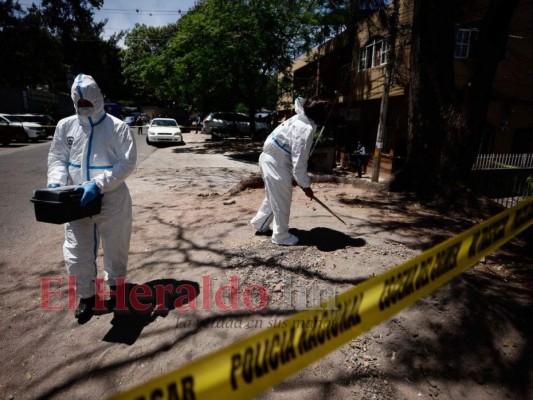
[0,114,47,142]
[12,114,56,137]
[104,103,123,120]
[146,118,183,145]
[201,112,271,141]
[0,116,27,145]
[123,116,136,126]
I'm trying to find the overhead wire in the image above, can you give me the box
[18,3,184,38]
[18,3,183,15]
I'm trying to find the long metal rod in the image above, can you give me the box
[312,195,347,225]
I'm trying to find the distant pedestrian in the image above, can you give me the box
[135,116,143,134]
[354,141,366,178]
[196,115,201,133]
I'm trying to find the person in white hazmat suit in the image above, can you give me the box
[47,74,137,320]
[250,96,330,245]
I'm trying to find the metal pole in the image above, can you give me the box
[312,195,347,225]
[371,0,400,183]
[371,70,391,182]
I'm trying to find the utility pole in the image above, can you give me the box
[316,54,320,96]
[372,58,393,182]
[372,0,400,182]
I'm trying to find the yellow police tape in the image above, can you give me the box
[109,196,533,400]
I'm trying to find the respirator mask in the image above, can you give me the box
[78,107,94,117]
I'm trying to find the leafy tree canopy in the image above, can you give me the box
[0,1,64,90]
[121,0,321,113]
[0,0,126,98]
[121,24,179,104]
[40,0,105,39]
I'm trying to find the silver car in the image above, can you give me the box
[13,113,56,137]
[0,114,47,142]
[201,112,271,140]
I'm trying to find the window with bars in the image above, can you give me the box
[359,37,390,71]
[455,29,472,59]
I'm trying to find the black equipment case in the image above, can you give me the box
[31,185,103,224]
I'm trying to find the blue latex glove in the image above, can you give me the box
[47,183,60,188]
[76,181,100,207]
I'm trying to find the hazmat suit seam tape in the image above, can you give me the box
[108,196,533,400]
[88,165,113,169]
[272,137,291,155]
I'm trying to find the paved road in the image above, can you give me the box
[0,130,155,251]
[128,131,261,196]
[0,126,259,255]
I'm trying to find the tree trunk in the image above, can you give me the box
[390,0,519,197]
[390,0,460,194]
[457,0,520,175]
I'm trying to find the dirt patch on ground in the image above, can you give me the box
[1,133,531,400]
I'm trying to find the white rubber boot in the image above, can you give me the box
[272,233,299,246]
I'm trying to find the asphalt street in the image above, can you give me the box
[0,129,155,251]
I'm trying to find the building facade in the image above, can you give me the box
[283,0,533,175]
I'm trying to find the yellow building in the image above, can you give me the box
[283,0,533,175]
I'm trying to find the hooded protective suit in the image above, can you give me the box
[250,98,316,245]
[48,74,137,298]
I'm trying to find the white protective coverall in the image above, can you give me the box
[250,98,316,245]
[47,74,137,298]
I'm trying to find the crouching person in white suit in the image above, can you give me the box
[251,96,330,246]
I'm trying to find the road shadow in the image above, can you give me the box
[30,201,532,400]
[102,279,200,345]
[226,151,261,164]
[27,187,532,400]
[150,141,187,148]
[291,227,366,252]
[172,139,263,156]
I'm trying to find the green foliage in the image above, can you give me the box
[0,0,395,110]
[0,1,65,90]
[0,0,125,97]
[38,0,127,96]
[121,24,178,104]
[40,0,105,38]
[235,103,248,114]
[307,0,393,44]
[121,0,320,113]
